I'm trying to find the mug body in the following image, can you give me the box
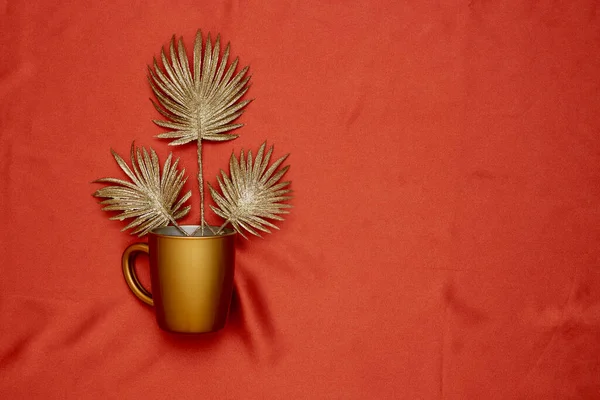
[148,226,236,333]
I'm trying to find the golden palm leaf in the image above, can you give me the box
[148,30,251,232]
[208,141,292,238]
[148,30,251,145]
[93,143,191,237]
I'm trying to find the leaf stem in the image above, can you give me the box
[197,137,205,235]
[216,220,231,235]
[167,215,190,236]
[190,138,217,237]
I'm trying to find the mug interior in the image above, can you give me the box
[152,225,235,237]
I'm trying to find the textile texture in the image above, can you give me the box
[1,1,599,398]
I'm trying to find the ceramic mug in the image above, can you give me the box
[121,225,236,334]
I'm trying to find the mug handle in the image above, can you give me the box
[122,243,154,306]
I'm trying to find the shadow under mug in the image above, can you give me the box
[122,225,236,334]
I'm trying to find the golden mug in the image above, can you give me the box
[121,225,236,334]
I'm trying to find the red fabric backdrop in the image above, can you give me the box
[2,1,600,398]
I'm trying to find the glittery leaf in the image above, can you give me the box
[148,30,251,146]
[93,143,191,237]
[148,30,251,232]
[208,141,292,239]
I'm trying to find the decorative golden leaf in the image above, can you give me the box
[148,30,251,233]
[148,30,251,146]
[93,143,191,237]
[208,141,292,238]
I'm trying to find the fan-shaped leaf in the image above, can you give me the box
[93,143,191,237]
[209,141,292,239]
[149,30,251,146]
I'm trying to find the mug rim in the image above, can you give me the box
[150,225,236,239]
